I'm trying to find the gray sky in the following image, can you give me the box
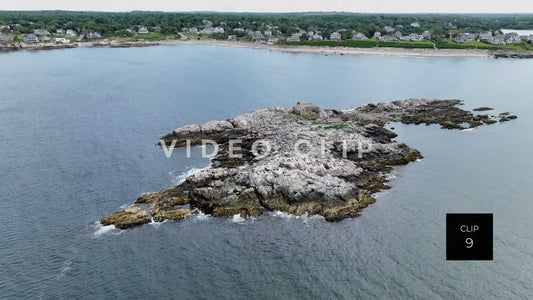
[0,0,532,13]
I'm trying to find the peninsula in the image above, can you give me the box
[100,99,516,229]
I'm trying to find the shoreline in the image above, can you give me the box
[3,38,533,58]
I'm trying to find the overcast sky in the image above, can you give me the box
[0,0,531,13]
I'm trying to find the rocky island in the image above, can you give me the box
[100,99,516,229]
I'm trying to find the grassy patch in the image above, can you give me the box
[324,123,347,130]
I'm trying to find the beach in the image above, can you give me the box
[4,38,528,58]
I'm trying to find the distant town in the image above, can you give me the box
[1,11,533,50]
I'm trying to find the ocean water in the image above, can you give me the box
[0,45,532,299]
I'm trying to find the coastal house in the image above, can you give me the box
[311,33,323,40]
[56,29,65,34]
[66,29,77,36]
[352,32,368,40]
[330,32,342,40]
[228,35,236,41]
[401,33,423,42]
[247,30,263,38]
[453,33,476,43]
[503,32,521,44]
[379,35,396,42]
[41,36,50,42]
[138,26,149,34]
[410,22,420,28]
[188,27,198,34]
[213,27,224,34]
[0,32,14,43]
[55,37,70,44]
[394,31,402,39]
[33,29,50,36]
[384,26,395,33]
[422,31,431,39]
[478,31,492,41]
[287,33,301,42]
[267,37,278,44]
[373,32,381,39]
[24,33,38,43]
[233,28,245,32]
[264,30,272,37]
[85,31,101,39]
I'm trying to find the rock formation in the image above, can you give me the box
[100,99,515,228]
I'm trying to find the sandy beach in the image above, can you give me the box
[161,39,494,58]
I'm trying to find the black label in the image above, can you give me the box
[446,213,493,260]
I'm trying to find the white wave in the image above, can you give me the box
[462,128,476,132]
[172,166,211,185]
[194,210,210,221]
[231,214,245,223]
[93,221,121,237]
[270,211,323,220]
[385,173,397,180]
[148,217,168,228]
[119,203,131,209]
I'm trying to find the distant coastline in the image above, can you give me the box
[3,38,533,58]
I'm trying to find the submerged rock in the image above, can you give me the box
[100,98,516,228]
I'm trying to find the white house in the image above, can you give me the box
[24,34,39,43]
[138,26,149,34]
[55,37,70,44]
[330,32,342,40]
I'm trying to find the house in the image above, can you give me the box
[478,31,492,41]
[311,33,323,40]
[85,31,101,39]
[0,32,14,43]
[379,35,396,42]
[66,29,77,36]
[24,34,39,43]
[56,29,65,34]
[330,32,342,40]
[55,37,70,44]
[233,28,245,32]
[286,33,301,42]
[401,33,423,42]
[352,32,368,40]
[267,37,278,44]
[188,27,198,34]
[138,26,149,34]
[228,35,237,41]
[487,34,505,45]
[373,32,381,39]
[394,31,402,39]
[410,22,420,28]
[384,26,395,33]
[264,30,272,37]
[202,20,213,28]
[422,31,431,39]
[213,27,224,34]
[503,32,521,44]
[41,36,50,41]
[33,29,50,36]
[453,33,476,43]
[247,30,263,38]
